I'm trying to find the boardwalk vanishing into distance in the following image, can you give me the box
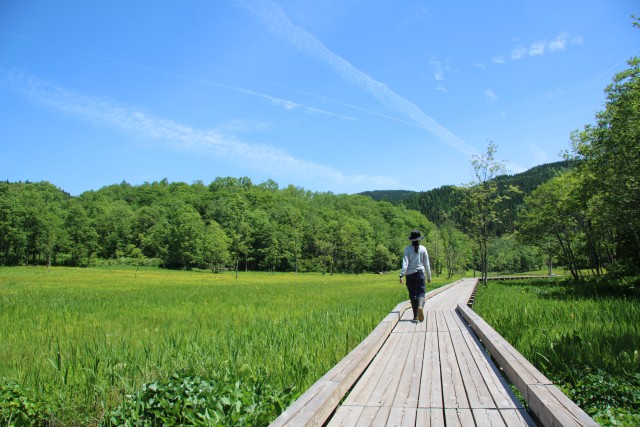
[270,278,598,427]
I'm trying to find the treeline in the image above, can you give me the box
[0,178,436,274]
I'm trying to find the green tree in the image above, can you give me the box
[570,52,640,271]
[202,220,230,272]
[65,200,98,266]
[164,203,206,269]
[518,172,585,280]
[441,220,472,279]
[464,142,520,284]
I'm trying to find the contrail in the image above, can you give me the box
[0,68,400,189]
[235,0,479,157]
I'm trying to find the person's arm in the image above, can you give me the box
[399,247,408,283]
[423,247,432,283]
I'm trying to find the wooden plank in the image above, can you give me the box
[544,385,599,426]
[426,307,438,332]
[342,333,401,406]
[499,409,537,426]
[371,331,414,407]
[472,408,507,426]
[394,310,417,333]
[386,406,418,427]
[327,405,365,427]
[449,330,496,409]
[439,331,470,409]
[527,384,599,427]
[444,408,475,426]
[443,309,464,332]
[458,322,524,409]
[271,379,340,427]
[435,310,448,332]
[416,408,445,427]
[418,331,443,408]
[392,331,424,408]
[358,406,391,427]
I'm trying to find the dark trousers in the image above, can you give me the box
[405,271,426,302]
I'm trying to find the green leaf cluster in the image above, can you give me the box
[0,380,51,427]
[104,367,296,427]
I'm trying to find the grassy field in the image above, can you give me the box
[473,278,640,425]
[0,266,456,425]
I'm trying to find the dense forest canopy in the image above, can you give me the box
[0,178,435,274]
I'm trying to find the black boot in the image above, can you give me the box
[410,299,418,322]
[417,297,425,322]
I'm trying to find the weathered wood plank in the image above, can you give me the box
[458,319,525,410]
[444,408,476,426]
[326,405,364,427]
[426,307,438,332]
[391,331,424,408]
[386,407,418,426]
[359,406,390,427]
[528,384,599,427]
[372,332,413,407]
[450,329,496,410]
[418,331,443,408]
[499,408,537,426]
[342,333,404,406]
[439,330,470,409]
[416,408,445,427]
[472,408,507,426]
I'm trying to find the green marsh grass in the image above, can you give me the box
[0,266,456,425]
[473,278,640,425]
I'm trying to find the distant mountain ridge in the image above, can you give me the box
[360,160,574,234]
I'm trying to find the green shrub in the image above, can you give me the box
[0,380,51,427]
[104,366,296,427]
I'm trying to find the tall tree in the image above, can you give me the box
[518,172,585,280]
[570,50,640,270]
[464,142,520,285]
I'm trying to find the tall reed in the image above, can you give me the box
[2,266,434,424]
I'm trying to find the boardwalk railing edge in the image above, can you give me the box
[456,303,599,427]
[269,279,464,427]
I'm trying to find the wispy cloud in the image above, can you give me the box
[495,32,583,64]
[484,89,498,104]
[492,55,506,64]
[529,41,546,56]
[1,68,398,189]
[430,58,446,81]
[510,47,528,60]
[235,0,478,157]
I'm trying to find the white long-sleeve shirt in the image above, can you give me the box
[400,244,432,282]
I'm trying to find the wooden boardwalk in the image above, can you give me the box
[270,279,597,427]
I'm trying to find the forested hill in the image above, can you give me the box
[358,190,416,203]
[361,160,575,234]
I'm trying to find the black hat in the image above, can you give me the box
[408,229,424,241]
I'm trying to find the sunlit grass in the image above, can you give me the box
[473,278,640,425]
[0,266,460,424]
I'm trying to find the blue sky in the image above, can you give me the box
[1,1,638,195]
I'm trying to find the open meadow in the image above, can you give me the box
[1,266,453,425]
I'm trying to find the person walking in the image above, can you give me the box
[399,229,432,322]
